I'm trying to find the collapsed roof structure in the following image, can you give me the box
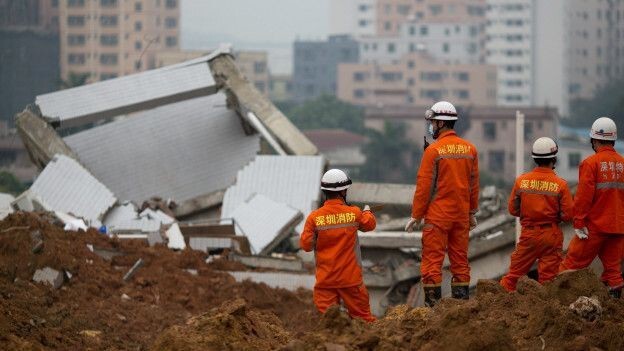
[16,46,318,219]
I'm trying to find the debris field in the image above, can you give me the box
[2,212,624,350]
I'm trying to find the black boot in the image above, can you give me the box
[424,285,441,307]
[608,285,622,299]
[451,284,469,300]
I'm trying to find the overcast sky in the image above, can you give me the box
[181,0,329,74]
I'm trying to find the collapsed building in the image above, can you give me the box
[12,46,557,316]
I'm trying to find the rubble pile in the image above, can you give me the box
[155,270,624,351]
[0,212,316,350]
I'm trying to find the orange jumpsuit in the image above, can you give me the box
[500,167,573,291]
[300,198,376,322]
[559,146,624,288]
[412,130,479,288]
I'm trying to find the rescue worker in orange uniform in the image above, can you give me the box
[500,137,574,291]
[300,169,377,321]
[559,117,624,297]
[405,101,479,306]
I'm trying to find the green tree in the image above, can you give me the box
[58,72,90,90]
[277,95,366,132]
[566,79,624,128]
[360,122,421,183]
[0,171,27,195]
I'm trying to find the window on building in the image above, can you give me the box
[354,72,367,81]
[359,19,368,27]
[409,26,416,36]
[443,43,449,53]
[100,0,118,7]
[524,122,533,141]
[354,89,365,98]
[135,21,142,31]
[597,47,602,57]
[165,0,177,8]
[483,122,496,140]
[569,153,581,168]
[537,121,543,130]
[397,5,410,15]
[387,43,396,53]
[67,16,85,27]
[384,21,391,31]
[470,26,478,37]
[429,5,442,15]
[407,60,415,68]
[381,72,402,81]
[254,81,265,93]
[100,54,118,65]
[100,16,118,27]
[420,25,428,35]
[568,83,581,94]
[68,34,86,46]
[165,17,177,28]
[488,151,505,172]
[100,34,118,46]
[359,4,368,11]
[455,90,469,99]
[100,73,118,80]
[68,53,86,65]
[52,0,59,7]
[421,72,443,81]
[407,78,415,86]
[135,2,142,11]
[135,41,142,50]
[68,0,85,7]
[166,36,177,47]
[454,72,469,81]
[254,61,266,74]
[420,89,443,100]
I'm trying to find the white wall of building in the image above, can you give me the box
[485,0,534,106]
[329,0,377,37]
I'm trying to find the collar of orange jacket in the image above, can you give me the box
[323,198,346,206]
[438,130,457,139]
[532,167,555,174]
[596,145,615,153]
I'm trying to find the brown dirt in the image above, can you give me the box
[0,212,318,350]
[4,212,624,350]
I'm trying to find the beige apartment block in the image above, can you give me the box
[375,0,486,36]
[338,52,496,107]
[364,105,558,182]
[154,49,271,97]
[58,0,180,82]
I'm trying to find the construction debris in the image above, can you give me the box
[32,267,63,289]
[122,258,144,282]
[165,223,186,250]
[569,296,602,321]
[230,252,304,272]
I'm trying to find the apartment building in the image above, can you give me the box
[57,0,180,81]
[154,49,271,97]
[484,0,534,107]
[293,35,360,102]
[337,52,496,107]
[329,0,377,37]
[364,104,558,182]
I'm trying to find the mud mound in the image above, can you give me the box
[151,298,290,351]
[0,212,317,350]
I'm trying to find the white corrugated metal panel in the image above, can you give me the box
[108,216,161,233]
[103,202,138,227]
[229,193,302,254]
[227,271,315,291]
[0,193,15,220]
[36,61,216,128]
[166,223,186,250]
[221,155,324,233]
[189,237,240,252]
[29,155,117,222]
[64,93,260,204]
[139,209,175,225]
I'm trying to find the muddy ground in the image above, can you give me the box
[2,212,624,350]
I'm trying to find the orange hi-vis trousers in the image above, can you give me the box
[421,220,470,286]
[500,223,563,292]
[313,284,376,322]
[560,231,624,288]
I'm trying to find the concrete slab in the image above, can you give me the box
[33,267,63,289]
[227,271,315,291]
[230,253,304,272]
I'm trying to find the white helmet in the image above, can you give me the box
[320,169,352,191]
[590,117,617,141]
[532,137,558,159]
[425,101,458,121]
